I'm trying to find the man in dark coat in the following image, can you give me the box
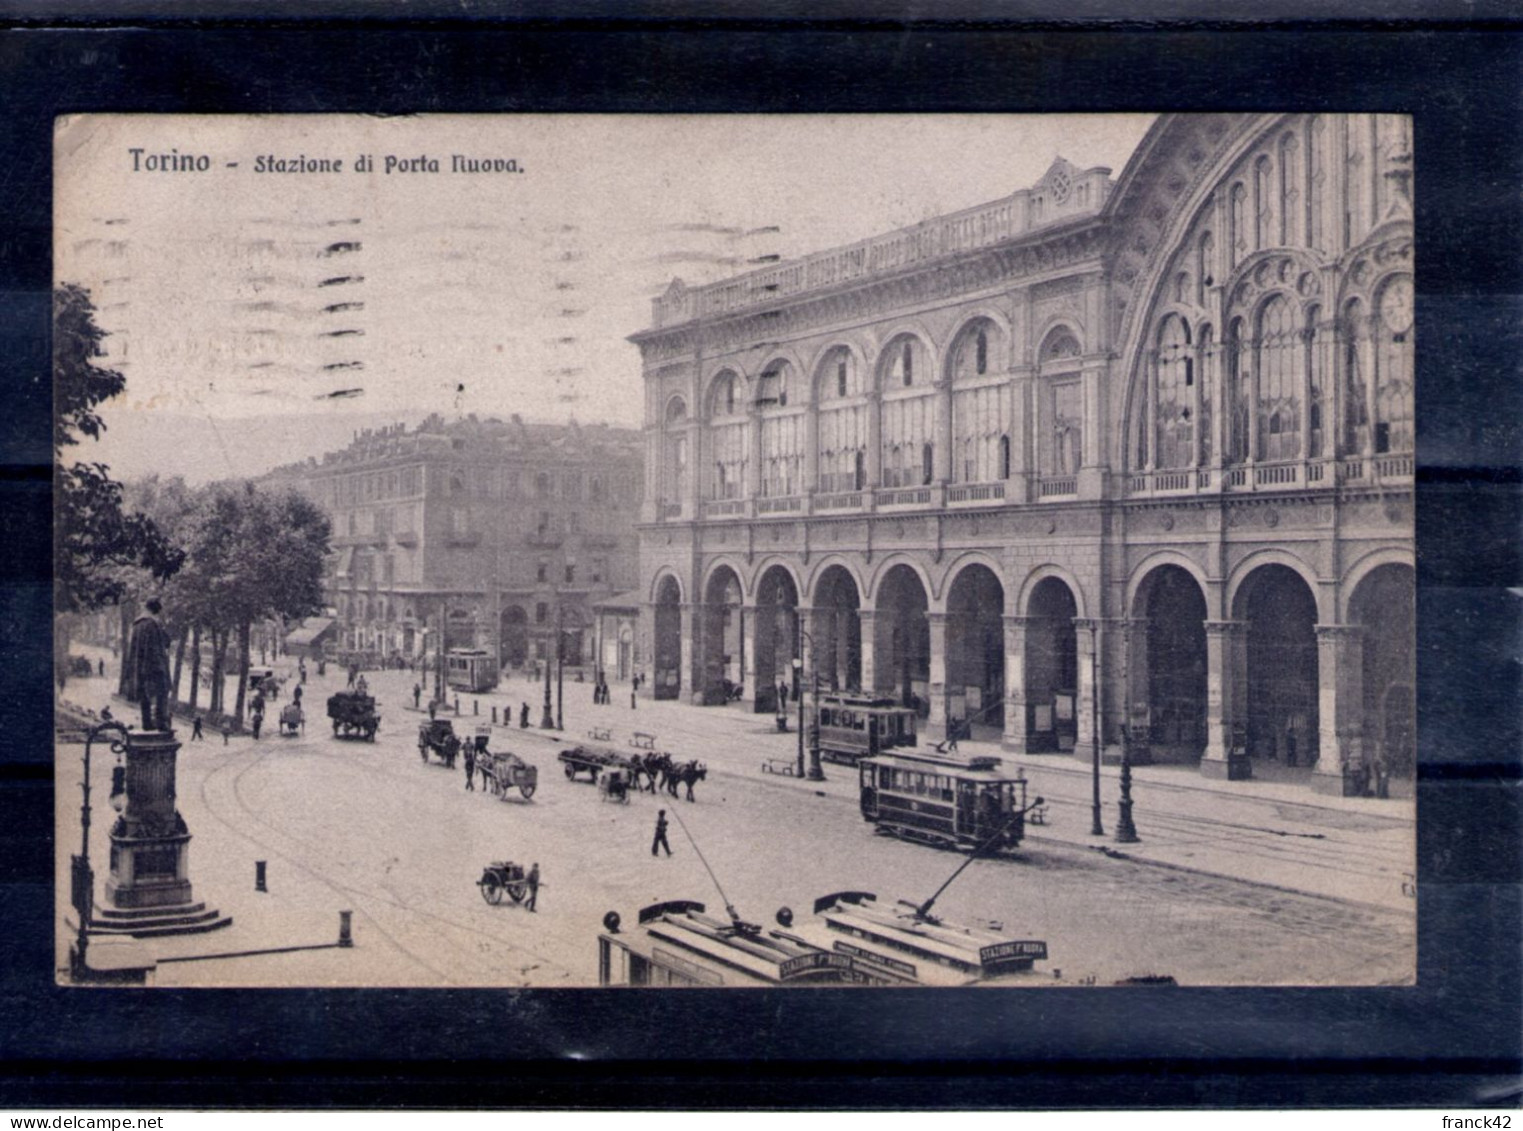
[123,598,172,731]
[463,742,476,790]
[651,809,672,857]
[525,863,541,912]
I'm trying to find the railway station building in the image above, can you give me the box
[281,413,643,673]
[630,113,1415,794]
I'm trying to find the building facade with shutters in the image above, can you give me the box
[631,113,1415,794]
[282,413,643,672]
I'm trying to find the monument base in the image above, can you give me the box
[89,900,233,939]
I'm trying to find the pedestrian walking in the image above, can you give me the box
[192,715,204,741]
[464,743,476,791]
[98,658,105,677]
[428,698,437,720]
[520,702,530,728]
[293,684,303,705]
[413,683,422,709]
[777,680,789,711]
[631,688,637,710]
[946,719,960,753]
[251,711,263,740]
[222,723,231,746]
[651,809,672,857]
[525,863,541,912]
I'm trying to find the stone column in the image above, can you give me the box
[1002,615,1035,753]
[1073,617,1103,764]
[857,609,877,694]
[1115,617,1151,763]
[1201,620,1244,776]
[925,612,950,741]
[678,602,696,706]
[739,604,760,713]
[1313,623,1365,794]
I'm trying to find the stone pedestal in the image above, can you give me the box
[105,728,193,909]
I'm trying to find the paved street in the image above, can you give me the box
[57,652,1415,987]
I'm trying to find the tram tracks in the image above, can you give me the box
[191,737,578,986]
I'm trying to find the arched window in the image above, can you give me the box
[1279,133,1300,246]
[1374,277,1414,454]
[1155,315,1193,469]
[1254,156,1274,251]
[815,347,866,494]
[879,336,935,488]
[1230,183,1248,265]
[1197,230,1215,304]
[950,319,1010,483]
[1342,299,1369,455]
[707,370,747,501]
[1257,295,1300,461]
[1197,324,1215,466]
[1227,318,1250,463]
[1309,116,1327,250]
[663,397,689,505]
[757,361,802,498]
[1039,328,1083,477]
[999,434,1011,480]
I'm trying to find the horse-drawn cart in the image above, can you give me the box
[417,718,461,768]
[327,691,379,741]
[480,747,538,800]
[278,702,304,736]
[557,744,633,783]
[477,860,529,905]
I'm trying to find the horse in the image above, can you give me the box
[678,760,707,802]
[645,752,670,793]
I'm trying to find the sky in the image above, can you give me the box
[55,113,1155,483]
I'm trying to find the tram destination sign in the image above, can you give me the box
[980,940,1048,965]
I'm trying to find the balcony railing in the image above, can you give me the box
[756,495,803,515]
[703,498,748,518]
[814,491,865,511]
[875,486,932,508]
[947,481,1006,505]
[1037,476,1077,498]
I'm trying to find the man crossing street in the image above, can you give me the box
[464,742,476,791]
[525,862,541,912]
[651,809,672,857]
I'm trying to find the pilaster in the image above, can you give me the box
[1312,623,1366,794]
[1201,619,1245,775]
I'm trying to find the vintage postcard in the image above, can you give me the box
[53,112,1415,988]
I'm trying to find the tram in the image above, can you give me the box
[445,647,498,693]
[816,694,918,765]
[858,748,1039,852]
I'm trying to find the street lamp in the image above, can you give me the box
[795,623,826,782]
[1087,618,1104,837]
[71,720,129,980]
[1114,620,1140,844]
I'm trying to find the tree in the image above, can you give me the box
[54,283,182,615]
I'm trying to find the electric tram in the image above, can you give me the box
[858,748,1039,852]
[445,647,498,693]
[815,694,918,765]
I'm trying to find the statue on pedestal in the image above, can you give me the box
[123,597,171,732]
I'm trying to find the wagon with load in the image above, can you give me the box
[326,690,379,741]
[417,717,461,768]
[557,743,637,784]
[475,730,538,800]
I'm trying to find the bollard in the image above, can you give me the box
[474,699,479,716]
[338,910,353,948]
[492,706,498,725]
[255,860,267,892]
[454,696,460,715]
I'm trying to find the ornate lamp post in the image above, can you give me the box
[70,720,128,978]
[1087,618,1104,837]
[555,606,565,731]
[794,624,826,782]
[1115,620,1140,843]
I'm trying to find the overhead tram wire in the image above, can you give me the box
[665,806,755,933]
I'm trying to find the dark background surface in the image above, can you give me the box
[0,16,1519,1110]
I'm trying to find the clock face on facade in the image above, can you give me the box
[1380,276,1414,334]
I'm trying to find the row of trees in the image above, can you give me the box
[56,282,332,725]
[116,477,331,723]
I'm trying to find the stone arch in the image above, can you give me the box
[663,394,689,424]
[943,308,1015,380]
[702,555,753,602]
[938,551,1010,612]
[1021,574,1082,752]
[754,348,809,404]
[1016,563,1091,621]
[811,561,865,693]
[1347,561,1416,779]
[864,553,936,606]
[1338,545,1415,623]
[807,340,871,400]
[701,366,748,421]
[1226,547,1328,624]
[1132,561,1211,762]
[648,567,685,605]
[753,562,802,713]
[803,554,867,603]
[747,555,804,600]
[1125,550,1213,620]
[871,561,931,713]
[699,561,747,705]
[1231,562,1321,765]
[944,560,1008,731]
[651,572,685,700]
[1034,318,1086,363]
[866,319,938,365]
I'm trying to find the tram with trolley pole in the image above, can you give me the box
[445,647,498,693]
[815,693,918,765]
[858,748,1042,852]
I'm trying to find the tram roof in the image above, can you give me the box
[860,750,1023,780]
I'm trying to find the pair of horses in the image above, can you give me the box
[629,752,707,801]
